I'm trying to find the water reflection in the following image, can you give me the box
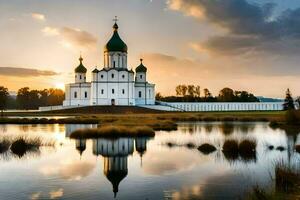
[0,122,299,200]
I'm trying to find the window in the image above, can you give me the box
[112,89,115,94]
[140,75,143,79]
[85,91,87,98]
[111,74,114,78]
[101,75,104,79]
[139,91,142,98]
[74,92,77,98]
[122,75,125,79]
[122,89,125,94]
[101,89,104,94]
[113,61,116,68]
[80,75,82,79]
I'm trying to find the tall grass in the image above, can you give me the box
[70,125,155,139]
[275,162,300,193]
[10,136,54,157]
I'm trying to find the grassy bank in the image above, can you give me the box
[70,125,155,139]
[0,136,55,158]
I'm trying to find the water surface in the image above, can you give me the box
[0,122,299,200]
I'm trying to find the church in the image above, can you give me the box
[63,19,155,106]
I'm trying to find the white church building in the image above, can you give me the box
[63,21,155,107]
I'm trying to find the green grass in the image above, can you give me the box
[69,125,155,139]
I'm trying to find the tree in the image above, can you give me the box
[283,88,295,110]
[0,86,9,116]
[195,86,201,97]
[17,87,30,109]
[155,93,163,101]
[187,85,196,97]
[218,87,235,102]
[203,88,212,98]
[296,97,300,109]
[47,88,64,106]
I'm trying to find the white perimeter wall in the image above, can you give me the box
[153,102,284,112]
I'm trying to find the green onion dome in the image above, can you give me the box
[136,59,147,73]
[104,23,128,53]
[75,56,87,73]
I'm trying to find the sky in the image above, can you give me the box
[1,0,300,98]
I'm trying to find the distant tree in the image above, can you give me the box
[175,85,182,96]
[203,88,212,98]
[187,85,196,97]
[283,88,295,110]
[218,88,235,102]
[17,87,30,109]
[155,92,163,101]
[0,86,9,116]
[195,86,201,97]
[47,88,64,106]
[181,85,188,96]
[234,91,259,102]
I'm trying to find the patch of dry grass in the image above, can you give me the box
[70,125,155,139]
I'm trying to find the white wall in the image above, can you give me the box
[63,82,91,106]
[91,70,135,106]
[154,102,284,111]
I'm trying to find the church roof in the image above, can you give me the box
[136,59,147,73]
[104,22,128,53]
[105,170,128,198]
[92,68,99,73]
[75,56,87,73]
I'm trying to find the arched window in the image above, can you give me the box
[74,92,77,98]
[84,91,87,98]
[122,75,125,79]
[80,75,82,79]
[111,74,114,78]
[122,89,125,94]
[139,91,142,98]
[101,75,104,79]
[140,75,143,79]
[112,89,115,94]
[101,89,104,94]
[113,61,116,68]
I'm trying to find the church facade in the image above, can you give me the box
[63,21,155,106]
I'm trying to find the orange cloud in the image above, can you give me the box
[31,13,46,21]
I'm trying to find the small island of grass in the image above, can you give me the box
[70,125,155,139]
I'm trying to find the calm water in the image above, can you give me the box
[0,122,299,200]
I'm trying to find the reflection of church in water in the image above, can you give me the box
[71,131,151,197]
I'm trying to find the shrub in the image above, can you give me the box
[285,110,300,125]
[239,139,257,161]
[198,143,216,155]
[222,139,239,161]
[0,138,10,154]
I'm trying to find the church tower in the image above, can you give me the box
[104,17,128,69]
[75,55,87,83]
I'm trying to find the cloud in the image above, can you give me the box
[42,26,59,36]
[31,13,46,21]
[0,67,59,77]
[40,160,95,181]
[49,188,63,199]
[42,26,97,49]
[166,0,300,56]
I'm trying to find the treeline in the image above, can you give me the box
[156,85,259,102]
[0,86,65,110]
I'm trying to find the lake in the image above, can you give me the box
[0,122,299,200]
